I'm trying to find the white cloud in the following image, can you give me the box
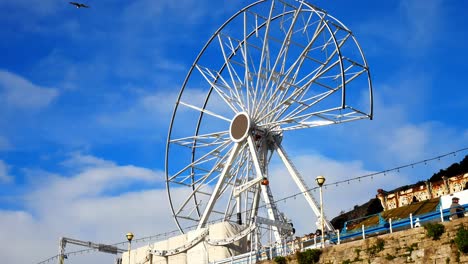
[359,0,444,55]
[0,151,461,263]
[95,88,225,135]
[0,70,59,110]
[364,92,468,165]
[61,152,116,169]
[0,188,178,264]
[383,124,428,161]
[267,153,411,236]
[0,154,175,264]
[0,151,385,262]
[0,160,12,183]
[398,0,443,50]
[94,90,175,137]
[27,160,162,209]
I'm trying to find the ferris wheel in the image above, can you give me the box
[165,0,373,241]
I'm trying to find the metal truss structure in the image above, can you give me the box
[165,0,373,244]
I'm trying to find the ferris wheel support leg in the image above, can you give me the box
[237,196,242,225]
[249,186,261,223]
[275,143,335,232]
[197,143,241,230]
[260,185,282,242]
[247,136,283,242]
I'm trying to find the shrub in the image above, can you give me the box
[354,248,362,261]
[367,238,385,256]
[404,243,418,256]
[454,225,468,253]
[376,238,385,251]
[274,256,287,264]
[424,222,445,240]
[296,249,322,264]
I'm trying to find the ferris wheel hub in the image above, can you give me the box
[229,112,251,143]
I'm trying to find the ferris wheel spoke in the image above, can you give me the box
[254,3,304,119]
[190,143,249,193]
[262,13,325,121]
[277,89,335,121]
[274,80,339,120]
[255,81,310,125]
[217,148,250,197]
[169,131,230,148]
[268,107,336,128]
[168,140,232,183]
[257,21,338,124]
[216,31,261,116]
[300,9,317,40]
[195,64,242,113]
[167,0,373,233]
[242,11,252,114]
[256,19,327,122]
[197,142,242,229]
[273,16,326,94]
[215,67,249,110]
[243,10,291,117]
[178,100,232,122]
[297,33,352,84]
[174,186,211,218]
[268,107,372,131]
[174,172,225,218]
[253,0,276,114]
[274,64,366,125]
[216,34,246,110]
[222,33,251,115]
[273,25,325,112]
[172,145,247,220]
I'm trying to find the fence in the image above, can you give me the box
[329,202,467,244]
[210,202,467,264]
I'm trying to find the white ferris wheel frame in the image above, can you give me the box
[165,0,373,242]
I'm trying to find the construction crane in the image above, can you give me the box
[58,237,126,264]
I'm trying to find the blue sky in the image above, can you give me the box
[1,0,468,263]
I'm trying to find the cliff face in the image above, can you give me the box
[319,217,468,264]
[261,217,468,264]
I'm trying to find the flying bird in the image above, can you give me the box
[69,2,90,8]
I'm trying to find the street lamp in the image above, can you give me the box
[126,232,134,264]
[315,175,325,248]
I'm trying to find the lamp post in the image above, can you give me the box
[126,232,134,264]
[315,175,325,248]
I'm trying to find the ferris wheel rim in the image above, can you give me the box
[165,0,266,233]
[165,0,373,233]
